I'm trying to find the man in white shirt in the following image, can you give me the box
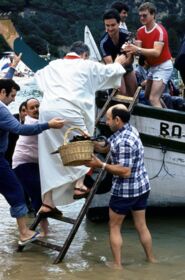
[35,41,132,214]
[12,98,49,236]
[0,19,132,214]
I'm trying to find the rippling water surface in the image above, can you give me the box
[1,195,185,280]
[1,79,185,280]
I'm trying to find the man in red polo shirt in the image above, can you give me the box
[124,2,173,108]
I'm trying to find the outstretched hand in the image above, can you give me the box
[48,118,66,129]
[122,43,138,55]
[11,53,22,68]
[115,52,133,67]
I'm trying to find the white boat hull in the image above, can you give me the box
[144,147,185,206]
[87,104,185,221]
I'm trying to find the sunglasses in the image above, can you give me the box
[139,14,148,18]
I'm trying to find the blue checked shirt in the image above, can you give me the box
[108,123,150,198]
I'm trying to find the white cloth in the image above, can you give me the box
[119,22,128,30]
[35,53,125,205]
[12,115,38,169]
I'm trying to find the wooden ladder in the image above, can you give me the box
[17,154,109,264]
[96,86,141,126]
[17,86,141,264]
[112,86,141,112]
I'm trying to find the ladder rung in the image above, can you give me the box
[32,239,62,252]
[112,94,134,103]
[47,215,76,224]
[59,216,76,224]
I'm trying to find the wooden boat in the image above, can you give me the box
[87,103,185,221]
[84,26,185,222]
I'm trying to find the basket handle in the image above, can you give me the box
[63,127,87,145]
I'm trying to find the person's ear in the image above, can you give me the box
[0,88,6,96]
[115,116,120,122]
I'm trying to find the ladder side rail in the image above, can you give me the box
[54,152,111,264]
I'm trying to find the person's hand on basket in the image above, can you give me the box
[85,154,104,169]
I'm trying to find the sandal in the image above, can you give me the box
[73,187,91,200]
[38,203,63,218]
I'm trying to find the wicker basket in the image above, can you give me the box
[59,127,94,166]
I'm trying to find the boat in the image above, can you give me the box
[84,26,185,222]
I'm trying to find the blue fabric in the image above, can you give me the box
[0,102,49,153]
[0,154,28,218]
[10,204,28,218]
[99,29,133,72]
[4,67,16,79]
[14,163,42,213]
[139,91,151,105]
[109,191,150,215]
[100,29,129,60]
[108,123,150,198]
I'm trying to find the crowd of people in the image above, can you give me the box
[0,0,185,270]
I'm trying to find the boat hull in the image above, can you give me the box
[87,104,185,221]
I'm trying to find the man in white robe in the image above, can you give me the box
[35,41,131,213]
[0,21,131,210]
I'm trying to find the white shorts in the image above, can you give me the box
[147,60,173,84]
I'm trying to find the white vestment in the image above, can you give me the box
[35,53,125,205]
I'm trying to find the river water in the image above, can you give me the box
[1,80,185,280]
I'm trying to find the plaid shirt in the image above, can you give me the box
[108,123,150,198]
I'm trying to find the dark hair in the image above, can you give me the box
[18,101,27,113]
[139,2,156,15]
[111,1,129,13]
[0,79,20,96]
[103,9,120,23]
[138,55,146,66]
[69,41,90,56]
[111,107,130,123]
[25,97,39,109]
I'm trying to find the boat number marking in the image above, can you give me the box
[160,122,182,138]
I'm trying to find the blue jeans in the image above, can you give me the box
[14,163,42,213]
[0,154,28,218]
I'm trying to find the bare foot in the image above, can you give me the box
[105,261,123,270]
[147,257,158,264]
[19,229,39,242]
[40,218,49,237]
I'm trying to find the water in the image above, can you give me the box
[1,195,185,280]
[1,79,185,279]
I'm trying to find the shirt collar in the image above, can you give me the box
[64,52,81,59]
[0,100,7,108]
[113,123,130,137]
